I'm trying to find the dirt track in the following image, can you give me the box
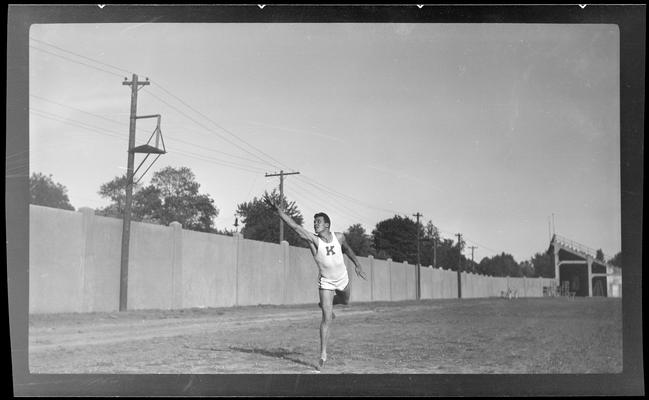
[29,297,622,374]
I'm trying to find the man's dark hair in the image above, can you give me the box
[314,212,331,227]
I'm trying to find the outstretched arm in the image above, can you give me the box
[338,233,368,280]
[264,194,317,245]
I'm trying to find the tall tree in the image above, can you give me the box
[419,220,440,267]
[97,174,133,215]
[345,223,372,257]
[519,260,535,277]
[427,234,467,272]
[29,172,75,210]
[236,189,306,247]
[372,215,421,263]
[596,248,605,262]
[530,251,555,278]
[97,166,219,232]
[477,252,522,277]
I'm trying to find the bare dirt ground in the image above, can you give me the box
[28,297,622,374]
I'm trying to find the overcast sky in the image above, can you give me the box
[27,22,621,262]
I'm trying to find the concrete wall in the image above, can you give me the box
[29,205,566,313]
[236,237,285,306]
[285,246,319,305]
[390,262,409,301]
[181,229,237,308]
[350,255,372,303]
[128,221,176,310]
[29,206,85,313]
[371,258,391,301]
[83,210,122,312]
[420,267,433,299]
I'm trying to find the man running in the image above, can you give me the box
[264,194,367,371]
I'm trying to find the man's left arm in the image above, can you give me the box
[338,233,367,280]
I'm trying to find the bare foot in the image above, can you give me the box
[316,357,326,371]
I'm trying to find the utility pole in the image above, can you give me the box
[413,212,423,300]
[468,245,477,272]
[432,237,437,269]
[265,170,300,243]
[119,73,149,312]
[455,233,463,298]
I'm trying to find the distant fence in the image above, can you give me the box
[29,205,556,314]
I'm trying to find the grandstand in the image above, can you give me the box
[548,234,622,297]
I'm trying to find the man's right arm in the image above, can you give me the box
[264,195,317,245]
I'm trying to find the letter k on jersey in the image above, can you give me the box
[326,246,336,256]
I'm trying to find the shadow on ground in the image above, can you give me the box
[228,346,316,369]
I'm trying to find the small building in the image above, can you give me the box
[548,234,621,297]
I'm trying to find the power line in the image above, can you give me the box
[169,148,265,174]
[28,37,291,172]
[30,94,133,127]
[30,40,509,258]
[294,173,497,254]
[30,37,134,75]
[152,81,290,171]
[298,181,374,220]
[289,178,377,222]
[33,104,505,252]
[30,108,129,141]
[31,93,271,168]
[28,41,276,172]
[30,109,266,175]
[143,89,284,171]
[296,174,405,216]
[463,237,500,256]
[29,45,124,78]
[29,40,414,231]
[288,181,376,230]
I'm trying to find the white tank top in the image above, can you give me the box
[314,233,347,280]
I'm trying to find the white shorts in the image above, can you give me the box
[318,272,349,291]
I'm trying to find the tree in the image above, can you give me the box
[236,189,307,247]
[608,251,622,268]
[477,252,522,277]
[419,220,441,267]
[29,172,75,210]
[596,248,605,262]
[372,215,421,263]
[428,234,468,272]
[97,176,162,223]
[455,234,466,271]
[519,260,535,277]
[344,224,372,257]
[97,174,132,215]
[97,166,219,232]
[149,166,218,231]
[131,184,163,224]
[530,251,555,278]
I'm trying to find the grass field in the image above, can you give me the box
[28,297,622,374]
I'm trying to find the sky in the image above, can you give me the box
[26,22,621,263]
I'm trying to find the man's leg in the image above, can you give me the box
[318,289,335,369]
